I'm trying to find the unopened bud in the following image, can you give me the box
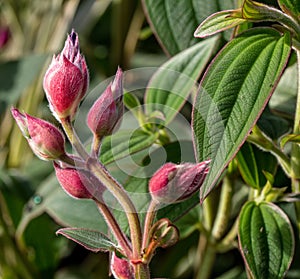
[53,161,105,200]
[11,108,66,160]
[87,68,123,139]
[149,218,179,248]
[110,252,134,279]
[43,30,89,121]
[149,160,210,204]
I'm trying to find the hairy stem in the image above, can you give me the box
[60,117,89,160]
[142,200,158,251]
[87,158,142,260]
[94,199,132,258]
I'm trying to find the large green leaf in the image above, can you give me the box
[145,36,218,125]
[192,28,291,201]
[142,0,220,55]
[238,201,294,279]
[56,227,117,253]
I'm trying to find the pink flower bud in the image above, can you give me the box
[43,30,89,121]
[11,108,66,161]
[87,68,123,138]
[110,252,134,279]
[53,161,105,200]
[149,160,210,204]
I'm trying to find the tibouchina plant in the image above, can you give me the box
[12,30,209,278]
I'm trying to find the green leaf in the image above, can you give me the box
[236,142,277,189]
[0,54,48,110]
[257,109,290,139]
[280,134,300,149]
[56,227,117,253]
[238,201,294,279]
[241,0,300,36]
[194,10,247,38]
[278,0,300,18]
[192,28,291,201]
[100,129,158,165]
[142,0,220,55]
[145,36,218,125]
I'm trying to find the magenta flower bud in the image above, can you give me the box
[43,30,89,121]
[110,252,134,279]
[149,160,210,204]
[53,161,105,200]
[87,67,123,138]
[11,108,66,161]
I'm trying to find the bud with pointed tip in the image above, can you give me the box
[87,67,123,139]
[43,30,89,121]
[53,161,105,200]
[149,160,210,204]
[110,252,134,279]
[11,108,66,161]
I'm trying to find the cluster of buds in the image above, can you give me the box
[149,160,210,204]
[11,29,211,278]
[11,30,124,200]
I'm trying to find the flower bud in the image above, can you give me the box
[11,108,66,161]
[43,30,89,121]
[53,161,105,200]
[110,252,134,279]
[87,67,123,139]
[149,160,210,204]
[149,218,179,249]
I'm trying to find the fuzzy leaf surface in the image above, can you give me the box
[238,201,294,279]
[192,28,291,200]
[56,227,117,253]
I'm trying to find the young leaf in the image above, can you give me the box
[194,10,246,38]
[56,227,117,253]
[192,28,291,201]
[238,201,294,279]
[145,36,218,125]
[100,129,158,165]
[142,0,221,55]
[236,142,277,189]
